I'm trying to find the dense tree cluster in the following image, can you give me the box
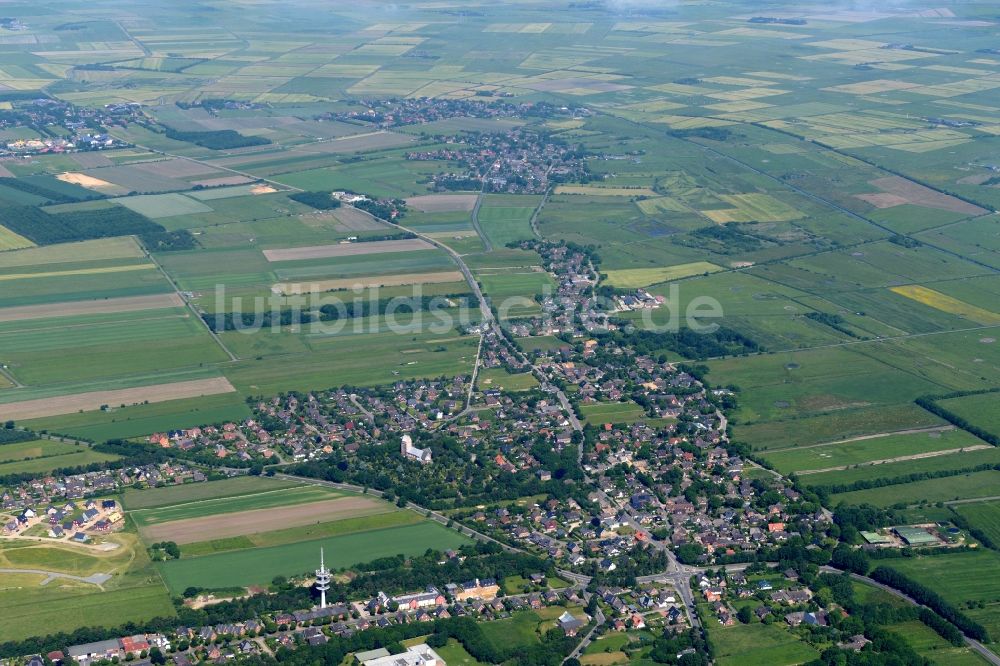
[164,128,271,150]
[287,191,341,210]
[1,205,162,245]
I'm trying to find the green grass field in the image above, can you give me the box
[708,619,819,666]
[738,404,946,451]
[830,470,1000,507]
[938,393,1000,441]
[0,439,120,476]
[476,367,539,392]
[881,551,1000,642]
[157,521,471,592]
[123,476,306,510]
[180,509,422,557]
[21,393,252,442]
[477,195,542,248]
[579,400,648,425]
[762,428,984,475]
[801,447,1000,488]
[953,502,1000,547]
[887,620,989,666]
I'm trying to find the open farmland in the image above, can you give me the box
[262,238,432,261]
[880,551,1000,642]
[129,483,345,525]
[1,0,1000,652]
[139,495,394,543]
[0,377,236,420]
[761,427,986,475]
[0,293,184,323]
[0,439,120,476]
[157,521,471,593]
[0,532,174,643]
[830,470,1000,507]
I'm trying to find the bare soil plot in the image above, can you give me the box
[0,163,15,178]
[0,293,184,323]
[857,176,989,215]
[140,496,391,544]
[263,238,433,262]
[0,377,236,420]
[56,172,123,192]
[856,192,909,208]
[275,270,464,294]
[406,194,478,212]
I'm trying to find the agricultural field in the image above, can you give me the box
[937,393,1000,440]
[0,0,999,651]
[157,521,470,593]
[706,619,819,666]
[0,439,120,476]
[578,400,649,425]
[881,551,1000,642]
[126,476,469,593]
[953,501,1000,547]
[0,531,174,643]
[830,470,1000,507]
[761,428,985,476]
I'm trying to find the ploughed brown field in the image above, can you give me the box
[139,496,392,544]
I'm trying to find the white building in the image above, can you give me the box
[361,644,445,666]
[401,434,432,464]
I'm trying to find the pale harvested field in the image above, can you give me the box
[0,377,236,420]
[0,293,184,323]
[865,176,988,215]
[263,238,432,262]
[192,175,253,187]
[291,131,414,154]
[56,171,117,189]
[250,184,277,195]
[135,158,222,178]
[140,496,392,544]
[331,207,386,231]
[0,263,155,282]
[406,194,478,212]
[276,270,464,294]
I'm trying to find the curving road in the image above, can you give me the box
[0,567,111,587]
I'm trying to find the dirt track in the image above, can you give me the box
[140,496,390,544]
[0,293,184,323]
[263,238,432,262]
[0,377,236,421]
